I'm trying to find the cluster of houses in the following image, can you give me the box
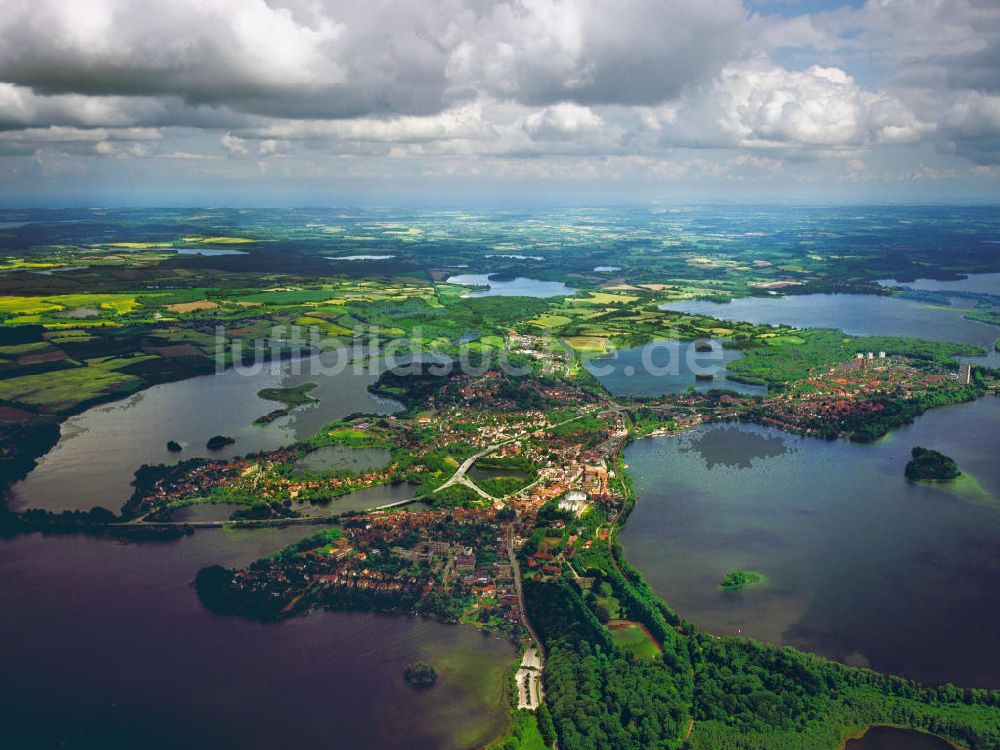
[132,457,246,513]
[130,438,402,516]
[224,503,527,628]
[252,465,399,502]
[210,369,635,632]
[759,356,954,435]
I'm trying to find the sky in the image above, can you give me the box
[0,0,998,206]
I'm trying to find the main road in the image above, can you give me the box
[508,532,545,711]
[433,411,589,494]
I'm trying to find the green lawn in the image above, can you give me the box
[607,620,662,659]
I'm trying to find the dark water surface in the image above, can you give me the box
[621,397,1000,687]
[174,247,248,256]
[294,481,419,516]
[168,501,247,522]
[845,726,957,750]
[0,528,514,750]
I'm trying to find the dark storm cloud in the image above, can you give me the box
[451,0,746,107]
[0,0,744,123]
[0,0,455,120]
[937,42,1000,94]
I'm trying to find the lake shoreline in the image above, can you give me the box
[620,396,1000,689]
[841,724,963,750]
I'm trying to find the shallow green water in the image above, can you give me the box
[293,445,392,475]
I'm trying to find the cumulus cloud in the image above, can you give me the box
[758,0,1000,161]
[0,125,160,157]
[814,0,1000,90]
[728,153,783,172]
[521,103,605,141]
[221,133,250,156]
[937,91,1000,163]
[0,83,170,130]
[94,140,151,158]
[0,126,159,144]
[714,63,932,149]
[244,101,498,144]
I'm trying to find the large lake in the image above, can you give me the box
[446,273,575,297]
[660,293,999,351]
[11,353,402,513]
[621,397,1000,688]
[878,272,1000,295]
[586,340,767,397]
[0,528,515,750]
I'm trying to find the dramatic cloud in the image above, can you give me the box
[944,92,1000,137]
[0,0,453,119]
[450,0,745,107]
[0,0,996,200]
[0,0,743,120]
[761,0,1000,161]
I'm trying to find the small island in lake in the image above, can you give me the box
[257,382,318,408]
[206,435,235,450]
[166,440,182,453]
[719,570,766,590]
[254,383,319,425]
[403,662,438,688]
[905,446,961,482]
[254,409,288,426]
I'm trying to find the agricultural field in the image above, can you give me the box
[0,205,997,492]
[0,209,992,433]
[0,366,143,413]
[3,206,1000,300]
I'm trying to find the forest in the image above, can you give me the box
[524,570,1000,750]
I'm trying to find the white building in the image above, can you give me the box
[558,491,589,516]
